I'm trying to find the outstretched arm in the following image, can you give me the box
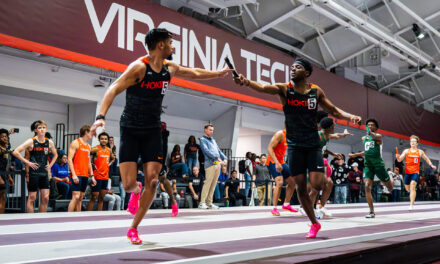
[318,88,361,124]
[349,151,365,158]
[421,150,437,170]
[233,74,285,95]
[168,62,232,80]
[329,129,353,140]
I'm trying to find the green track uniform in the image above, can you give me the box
[362,136,389,182]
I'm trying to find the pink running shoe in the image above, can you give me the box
[306,222,321,239]
[126,228,142,244]
[271,208,280,216]
[171,201,179,217]
[282,204,298,213]
[127,182,142,215]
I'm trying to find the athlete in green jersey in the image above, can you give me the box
[349,118,393,218]
[311,117,352,218]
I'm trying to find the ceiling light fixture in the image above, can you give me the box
[412,23,425,40]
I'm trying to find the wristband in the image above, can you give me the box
[95,114,105,121]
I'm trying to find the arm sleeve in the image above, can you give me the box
[200,138,218,160]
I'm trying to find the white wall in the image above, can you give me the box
[236,135,261,158]
[0,94,67,153]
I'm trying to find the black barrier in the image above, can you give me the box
[0,170,26,213]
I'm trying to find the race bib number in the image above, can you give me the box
[308,98,317,109]
[365,141,375,151]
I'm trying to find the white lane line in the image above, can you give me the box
[162,224,440,264]
[3,210,440,264]
[2,203,440,235]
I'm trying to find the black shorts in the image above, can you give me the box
[71,176,89,192]
[287,147,324,176]
[28,173,49,192]
[119,126,163,164]
[91,179,108,193]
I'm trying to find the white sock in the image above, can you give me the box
[283,203,289,206]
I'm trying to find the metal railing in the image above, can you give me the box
[1,170,26,213]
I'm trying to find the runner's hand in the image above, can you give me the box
[343,129,353,136]
[218,66,234,78]
[72,175,79,184]
[26,161,39,171]
[275,162,283,173]
[90,119,105,137]
[233,74,247,86]
[91,177,97,186]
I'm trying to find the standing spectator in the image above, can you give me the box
[184,136,199,176]
[390,167,403,202]
[13,120,58,213]
[108,136,118,174]
[199,124,227,209]
[244,152,253,197]
[170,145,189,179]
[380,181,392,202]
[217,166,229,198]
[253,154,272,206]
[426,171,438,201]
[331,156,350,204]
[51,153,71,199]
[158,178,181,208]
[347,163,362,203]
[0,129,14,214]
[198,138,205,176]
[186,167,204,208]
[225,170,247,206]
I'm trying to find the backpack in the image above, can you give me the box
[238,160,246,174]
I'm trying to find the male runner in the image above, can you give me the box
[0,129,14,214]
[68,125,96,212]
[233,58,361,238]
[87,132,115,211]
[396,135,436,210]
[267,129,298,216]
[90,28,232,244]
[310,117,352,217]
[349,119,393,218]
[12,120,57,213]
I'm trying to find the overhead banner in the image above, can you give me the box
[1,0,440,144]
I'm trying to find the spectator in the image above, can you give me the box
[390,167,403,202]
[170,144,189,179]
[348,151,365,172]
[380,181,392,202]
[244,152,253,197]
[108,136,118,175]
[225,170,247,206]
[199,124,227,209]
[186,167,204,208]
[426,171,438,201]
[347,162,362,203]
[198,138,205,176]
[0,128,14,214]
[103,179,121,210]
[331,155,350,204]
[217,166,229,198]
[51,153,71,199]
[184,135,199,177]
[253,154,272,206]
[158,179,181,208]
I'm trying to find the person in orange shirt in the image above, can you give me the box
[267,129,297,216]
[68,125,97,212]
[396,135,436,210]
[87,132,115,211]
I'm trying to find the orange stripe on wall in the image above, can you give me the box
[0,33,439,148]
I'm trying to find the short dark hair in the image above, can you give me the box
[0,128,8,136]
[79,125,91,137]
[98,132,109,140]
[316,111,328,124]
[366,118,379,128]
[204,124,214,129]
[109,136,114,139]
[260,154,267,158]
[145,28,173,51]
[294,58,313,76]
[320,117,334,129]
[231,170,237,174]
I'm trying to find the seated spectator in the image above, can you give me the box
[158,178,181,208]
[390,167,402,202]
[186,167,204,208]
[170,145,189,179]
[347,162,362,203]
[184,136,199,177]
[225,170,247,206]
[426,171,438,201]
[51,153,71,199]
[104,188,122,211]
[218,166,229,198]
